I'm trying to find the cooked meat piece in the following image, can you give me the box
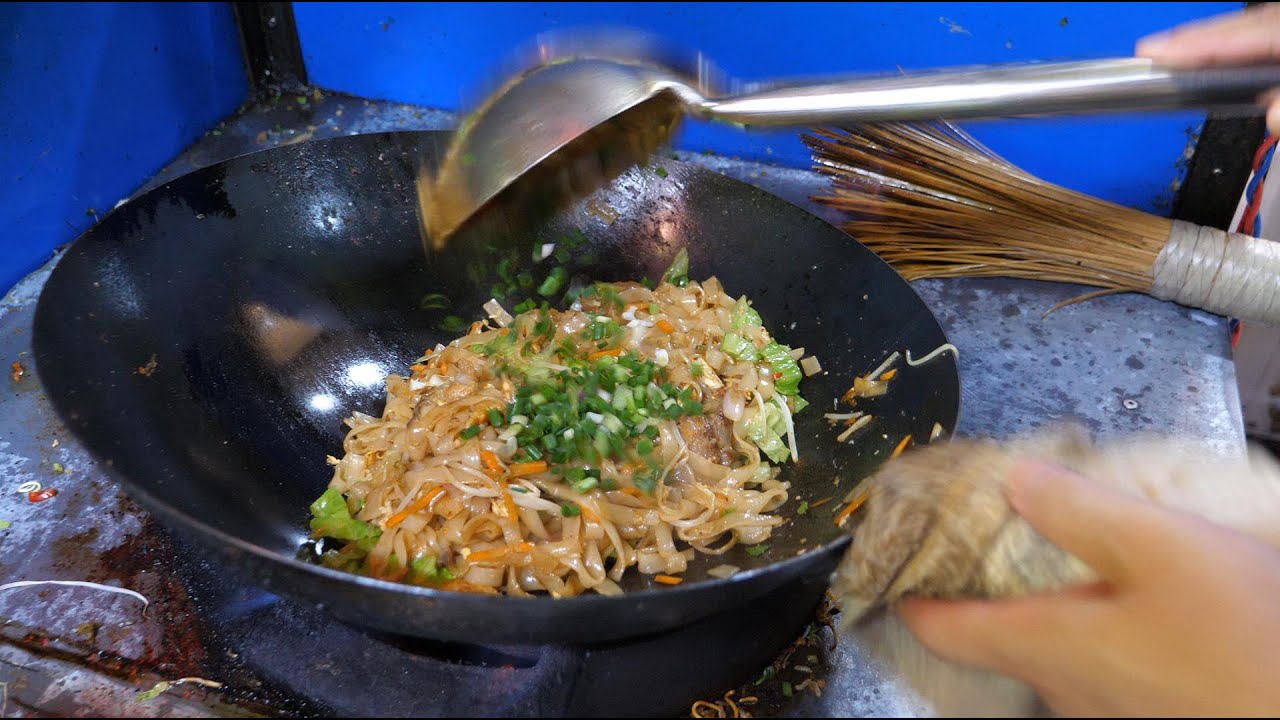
[678,412,740,467]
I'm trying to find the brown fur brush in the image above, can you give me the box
[830,427,1280,717]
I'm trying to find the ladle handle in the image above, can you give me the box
[697,58,1280,126]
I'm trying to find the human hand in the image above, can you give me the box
[1136,4,1280,133]
[894,459,1280,717]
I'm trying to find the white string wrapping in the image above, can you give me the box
[1151,220,1280,325]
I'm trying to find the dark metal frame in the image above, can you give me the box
[1174,1,1269,230]
[232,1,309,99]
[231,1,1268,229]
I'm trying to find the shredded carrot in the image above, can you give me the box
[577,503,601,524]
[439,578,500,595]
[891,434,913,459]
[835,493,869,527]
[480,450,505,477]
[810,496,834,509]
[465,547,509,563]
[618,487,645,498]
[386,486,446,528]
[655,318,676,334]
[508,460,549,477]
[438,361,450,374]
[498,479,520,522]
[654,574,683,585]
[880,368,898,381]
[587,347,625,360]
[468,541,534,564]
[410,363,427,373]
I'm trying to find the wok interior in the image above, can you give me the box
[34,131,958,597]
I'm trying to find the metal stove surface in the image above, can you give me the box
[0,91,1243,718]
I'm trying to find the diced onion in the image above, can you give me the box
[483,299,513,328]
[707,564,740,579]
[800,356,822,377]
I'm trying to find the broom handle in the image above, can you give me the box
[1152,221,1280,326]
[700,58,1280,125]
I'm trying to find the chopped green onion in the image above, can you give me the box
[690,362,703,377]
[746,543,769,557]
[655,166,669,178]
[488,408,505,427]
[460,425,483,439]
[636,438,654,456]
[797,501,810,515]
[571,476,599,494]
[634,470,659,495]
[419,293,450,310]
[538,266,569,297]
[513,299,536,314]
[561,503,582,517]
[782,681,793,698]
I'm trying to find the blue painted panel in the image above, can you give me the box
[295,1,1244,214]
[0,2,248,293]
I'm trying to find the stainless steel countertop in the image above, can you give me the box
[0,92,1243,718]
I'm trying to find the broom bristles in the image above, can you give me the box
[803,123,1174,293]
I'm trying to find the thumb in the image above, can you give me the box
[1005,459,1167,585]
[896,582,1109,680]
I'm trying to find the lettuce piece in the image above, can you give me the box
[744,402,791,464]
[662,248,689,287]
[721,333,759,362]
[760,342,802,396]
[730,296,762,330]
[309,488,381,544]
[409,555,456,585]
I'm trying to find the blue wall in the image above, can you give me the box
[0,2,248,294]
[295,1,1244,214]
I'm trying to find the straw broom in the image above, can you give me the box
[802,123,1280,325]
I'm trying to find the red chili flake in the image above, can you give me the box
[774,372,784,379]
[11,362,24,383]
[28,488,58,503]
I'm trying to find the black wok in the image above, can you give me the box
[32,131,959,645]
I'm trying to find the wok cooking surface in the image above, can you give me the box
[32,129,958,648]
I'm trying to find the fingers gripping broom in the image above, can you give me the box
[803,123,1280,325]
